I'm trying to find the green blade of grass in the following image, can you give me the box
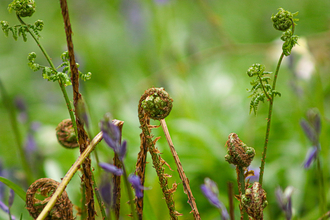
[0,176,26,202]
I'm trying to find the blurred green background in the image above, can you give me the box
[0,0,330,219]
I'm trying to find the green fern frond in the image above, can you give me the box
[247,63,274,114]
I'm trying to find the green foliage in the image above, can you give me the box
[59,51,92,82]
[271,8,299,56]
[281,29,299,56]
[27,51,92,86]
[246,63,280,114]
[0,19,43,41]
[0,176,27,202]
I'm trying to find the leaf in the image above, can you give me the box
[0,176,26,202]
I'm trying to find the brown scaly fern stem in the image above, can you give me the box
[59,0,95,218]
[135,127,149,220]
[136,88,179,220]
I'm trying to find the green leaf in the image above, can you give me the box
[0,176,26,202]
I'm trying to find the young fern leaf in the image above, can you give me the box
[27,51,92,86]
[247,63,277,114]
[0,19,44,41]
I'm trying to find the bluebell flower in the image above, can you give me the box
[99,163,123,176]
[99,174,112,208]
[25,133,37,153]
[303,146,319,169]
[100,115,126,161]
[14,96,27,123]
[300,119,318,146]
[0,200,15,220]
[128,174,146,198]
[0,164,16,220]
[275,186,294,220]
[8,189,14,208]
[247,166,260,182]
[300,109,322,169]
[201,178,229,220]
[0,160,4,201]
[306,108,321,135]
[0,200,9,214]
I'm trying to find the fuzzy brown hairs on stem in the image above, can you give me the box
[59,0,95,218]
[137,88,179,220]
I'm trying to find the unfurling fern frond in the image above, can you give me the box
[247,63,279,114]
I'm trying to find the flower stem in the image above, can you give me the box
[121,164,138,220]
[16,14,78,138]
[92,174,107,219]
[112,120,124,220]
[316,157,327,217]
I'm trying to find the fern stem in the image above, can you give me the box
[259,52,284,186]
[16,14,78,138]
[258,75,272,101]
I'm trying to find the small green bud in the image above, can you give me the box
[140,88,173,120]
[61,51,69,62]
[247,63,265,77]
[271,8,298,31]
[280,29,292,42]
[8,0,36,17]
[1,21,10,37]
[34,19,43,31]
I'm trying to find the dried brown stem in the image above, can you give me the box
[59,0,95,218]
[160,119,201,220]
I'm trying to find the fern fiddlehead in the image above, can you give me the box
[136,87,179,220]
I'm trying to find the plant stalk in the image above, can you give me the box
[16,14,78,138]
[316,157,326,217]
[238,166,248,220]
[121,164,138,220]
[160,119,201,220]
[36,132,103,220]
